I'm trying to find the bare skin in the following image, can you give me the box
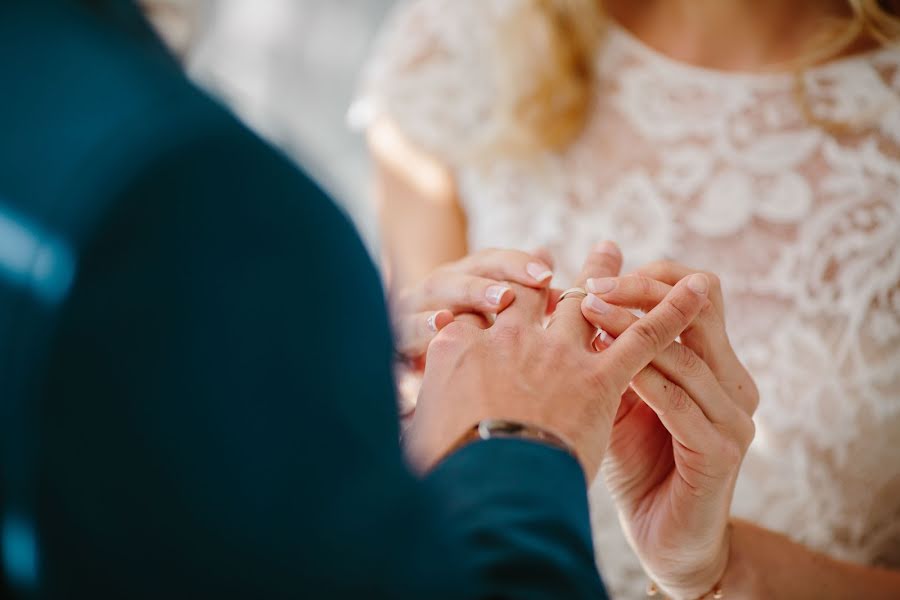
[603,0,875,71]
[409,246,711,481]
[370,1,900,597]
[370,0,885,296]
[582,262,900,598]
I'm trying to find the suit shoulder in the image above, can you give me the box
[0,1,235,214]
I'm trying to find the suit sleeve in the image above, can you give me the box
[38,112,608,600]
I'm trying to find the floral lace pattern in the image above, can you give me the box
[355,1,900,597]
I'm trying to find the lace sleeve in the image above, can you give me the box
[349,0,537,166]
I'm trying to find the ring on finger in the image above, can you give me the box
[558,287,588,302]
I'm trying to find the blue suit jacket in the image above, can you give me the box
[0,2,608,598]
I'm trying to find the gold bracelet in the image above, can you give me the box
[646,580,723,599]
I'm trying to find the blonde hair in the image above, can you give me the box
[503,0,900,152]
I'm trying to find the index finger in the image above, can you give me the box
[635,260,725,317]
[595,273,710,394]
[452,249,554,288]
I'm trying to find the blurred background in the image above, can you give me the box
[153,0,399,248]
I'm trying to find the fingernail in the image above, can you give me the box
[594,330,613,350]
[688,273,709,295]
[585,294,612,314]
[426,313,439,332]
[587,277,617,294]
[593,241,621,258]
[526,262,554,283]
[486,285,511,306]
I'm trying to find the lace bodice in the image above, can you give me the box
[354,1,900,597]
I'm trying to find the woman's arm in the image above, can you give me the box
[368,118,468,289]
[723,518,900,599]
[583,260,900,600]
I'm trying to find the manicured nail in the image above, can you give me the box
[587,277,617,294]
[426,313,439,332]
[585,294,612,314]
[593,241,621,258]
[486,285,511,306]
[688,273,709,295]
[526,262,554,283]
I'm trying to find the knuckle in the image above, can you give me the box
[490,322,523,345]
[666,292,694,323]
[663,382,692,413]
[673,344,706,378]
[634,274,656,297]
[630,318,669,352]
[429,321,469,349]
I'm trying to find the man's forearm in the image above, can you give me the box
[427,439,608,600]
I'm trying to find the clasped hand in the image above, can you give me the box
[396,243,759,600]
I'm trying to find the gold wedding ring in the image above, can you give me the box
[558,287,588,302]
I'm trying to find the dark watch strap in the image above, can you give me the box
[443,419,577,462]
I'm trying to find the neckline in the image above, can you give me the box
[606,21,897,85]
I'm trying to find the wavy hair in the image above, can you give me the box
[502,0,900,152]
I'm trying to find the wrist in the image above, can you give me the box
[441,419,579,465]
[652,523,732,600]
[653,520,768,600]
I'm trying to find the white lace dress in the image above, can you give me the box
[352,1,900,597]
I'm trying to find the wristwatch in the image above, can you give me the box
[444,419,577,461]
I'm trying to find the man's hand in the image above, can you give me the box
[407,243,711,482]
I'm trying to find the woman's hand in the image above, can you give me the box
[408,246,712,479]
[580,261,759,599]
[392,248,555,366]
